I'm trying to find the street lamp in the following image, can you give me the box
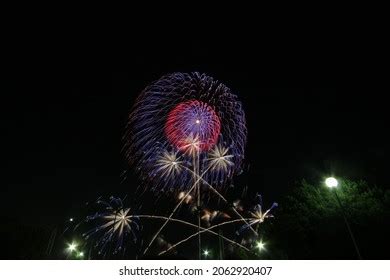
[325,177,362,259]
[325,177,338,188]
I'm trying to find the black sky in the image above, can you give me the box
[2,35,388,258]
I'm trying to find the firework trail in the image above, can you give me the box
[131,215,249,253]
[142,165,213,255]
[159,196,278,256]
[158,218,252,256]
[185,165,258,236]
[141,161,259,256]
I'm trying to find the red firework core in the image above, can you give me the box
[165,100,221,152]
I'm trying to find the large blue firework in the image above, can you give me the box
[124,72,247,192]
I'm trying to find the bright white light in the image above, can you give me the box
[203,249,210,257]
[325,177,338,188]
[69,218,74,222]
[67,242,77,252]
[256,241,265,251]
[78,252,84,257]
[195,119,200,124]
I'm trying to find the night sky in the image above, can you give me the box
[2,37,388,258]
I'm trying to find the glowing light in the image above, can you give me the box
[325,177,338,188]
[203,249,210,257]
[67,242,77,252]
[256,241,265,251]
[195,119,200,124]
[69,218,74,222]
[78,252,84,258]
[178,191,193,204]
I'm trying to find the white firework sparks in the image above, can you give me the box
[83,198,140,255]
[236,202,278,235]
[156,151,183,178]
[208,145,234,172]
[249,204,275,224]
[100,208,135,238]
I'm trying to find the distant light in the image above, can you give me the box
[67,242,77,252]
[203,249,210,257]
[78,252,84,258]
[325,177,338,188]
[256,241,265,252]
[69,218,74,222]
[195,119,200,124]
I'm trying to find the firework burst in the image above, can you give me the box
[156,151,183,178]
[83,197,140,256]
[124,72,247,191]
[236,195,278,235]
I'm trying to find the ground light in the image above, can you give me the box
[256,241,265,252]
[67,242,77,252]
